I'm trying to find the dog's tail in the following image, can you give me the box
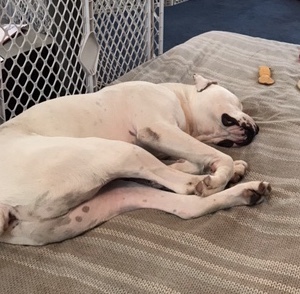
[0,204,10,235]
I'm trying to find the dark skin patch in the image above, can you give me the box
[60,193,82,209]
[47,216,72,234]
[197,81,218,92]
[54,216,72,227]
[34,191,51,210]
[129,130,136,136]
[82,206,90,213]
[53,188,100,217]
[75,216,83,222]
[145,127,160,141]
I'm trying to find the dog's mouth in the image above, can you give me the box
[217,113,259,147]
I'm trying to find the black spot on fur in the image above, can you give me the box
[129,130,136,136]
[34,191,51,210]
[221,113,239,127]
[145,127,160,141]
[75,216,83,222]
[82,206,90,213]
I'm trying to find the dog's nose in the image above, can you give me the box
[243,128,255,145]
[238,123,259,146]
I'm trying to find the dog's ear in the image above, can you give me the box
[193,73,217,92]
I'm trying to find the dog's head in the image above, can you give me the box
[191,74,259,147]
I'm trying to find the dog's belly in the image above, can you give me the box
[0,134,133,219]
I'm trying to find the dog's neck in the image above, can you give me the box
[161,83,198,136]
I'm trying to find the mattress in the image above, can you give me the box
[1,31,300,294]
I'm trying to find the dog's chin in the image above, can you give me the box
[216,135,256,148]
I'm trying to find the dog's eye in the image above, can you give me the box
[221,113,238,127]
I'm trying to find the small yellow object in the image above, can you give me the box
[258,66,275,85]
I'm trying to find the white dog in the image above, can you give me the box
[0,74,271,245]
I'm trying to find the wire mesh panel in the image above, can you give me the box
[94,0,163,89]
[0,0,90,122]
[0,0,163,123]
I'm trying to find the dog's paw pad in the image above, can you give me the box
[249,192,264,206]
[229,160,249,184]
[243,182,271,206]
[230,172,243,184]
[195,176,215,197]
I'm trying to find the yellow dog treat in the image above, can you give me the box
[258,66,275,85]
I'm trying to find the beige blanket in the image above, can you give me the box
[1,31,300,293]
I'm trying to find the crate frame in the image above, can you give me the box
[0,0,164,123]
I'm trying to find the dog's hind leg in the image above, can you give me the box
[0,180,270,245]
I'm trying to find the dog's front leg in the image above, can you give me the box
[168,159,248,185]
[137,123,234,196]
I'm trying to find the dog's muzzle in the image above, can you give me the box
[217,113,259,147]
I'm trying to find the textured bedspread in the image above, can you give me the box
[1,31,300,293]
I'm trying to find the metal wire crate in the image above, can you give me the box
[165,0,189,6]
[0,0,163,123]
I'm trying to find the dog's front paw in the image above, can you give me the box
[230,160,248,184]
[242,181,271,206]
[195,175,224,197]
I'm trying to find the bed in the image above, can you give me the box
[1,31,300,293]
